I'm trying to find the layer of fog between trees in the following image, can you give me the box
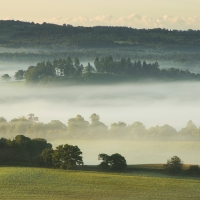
[0,81,200,165]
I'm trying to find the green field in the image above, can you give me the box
[0,167,200,200]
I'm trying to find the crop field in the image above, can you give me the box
[0,167,200,200]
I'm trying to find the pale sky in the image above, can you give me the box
[1,0,200,29]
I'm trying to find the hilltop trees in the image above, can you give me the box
[1,21,200,48]
[22,56,200,85]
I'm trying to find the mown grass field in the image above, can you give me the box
[0,167,200,200]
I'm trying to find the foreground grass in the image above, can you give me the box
[0,167,200,200]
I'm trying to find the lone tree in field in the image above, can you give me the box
[14,70,25,81]
[1,74,11,82]
[164,156,183,174]
[98,153,127,171]
[52,144,83,170]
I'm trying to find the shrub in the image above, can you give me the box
[187,165,200,175]
[164,156,183,174]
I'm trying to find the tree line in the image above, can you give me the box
[1,20,200,48]
[0,134,199,175]
[10,56,200,84]
[0,113,200,141]
[0,134,127,171]
[164,156,200,175]
[0,48,200,68]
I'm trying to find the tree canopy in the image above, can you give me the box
[0,114,200,141]
[52,144,83,169]
[164,156,183,174]
[0,135,52,165]
[98,153,127,171]
[14,70,25,81]
[1,74,11,82]
[1,20,200,48]
[22,56,200,85]
[0,134,84,170]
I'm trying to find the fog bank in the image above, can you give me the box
[51,140,200,165]
[0,82,200,130]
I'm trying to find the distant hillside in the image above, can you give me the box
[0,20,200,48]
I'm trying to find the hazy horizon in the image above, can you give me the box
[50,140,200,165]
[1,80,200,166]
[1,0,200,30]
[1,0,200,168]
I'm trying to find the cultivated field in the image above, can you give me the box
[0,167,200,200]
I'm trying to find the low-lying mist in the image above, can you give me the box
[1,82,200,130]
[1,81,200,165]
[51,140,200,165]
[0,61,36,80]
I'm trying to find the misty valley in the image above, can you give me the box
[0,81,200,165]
[0,21,200,169]
[1,0,200,198]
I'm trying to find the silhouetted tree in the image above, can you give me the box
[164,156,183,174]
[98,153,127,171]
[14,70,25,81]
[1,74,11,82]
[187,165,200,175]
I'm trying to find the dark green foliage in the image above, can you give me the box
[98,153,127,171]
[164,156,183,174]
[23,56,200,85]
[14,70,25,81]
[0,135,52,165]
[34,144,83,169]
[52,144,83,169]
[98,154,110,170]
[1,20,200,70]
[187,165,200,175]
[0,135,83,169]
[1,20,200,48]
[25,61,56,84]
[108,153,127,171]
[38,148,54,167]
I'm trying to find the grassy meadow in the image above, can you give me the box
[0,167,200,200]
